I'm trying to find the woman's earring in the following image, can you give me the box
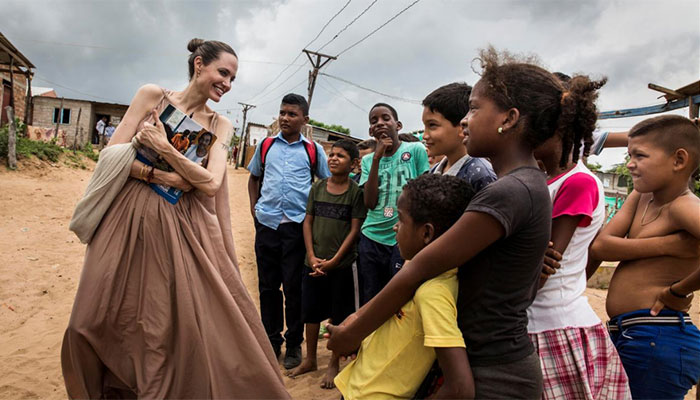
[498,127,503,134]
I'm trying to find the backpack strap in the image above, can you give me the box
[303,140,318,183]
[258,137,275,190]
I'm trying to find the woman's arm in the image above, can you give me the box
[108,84,164,146]
[129,158,192,191]
[326,211,504,355]
[137,110,233,197]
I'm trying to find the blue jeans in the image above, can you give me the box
[608,309,700,400]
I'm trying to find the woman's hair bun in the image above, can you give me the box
[187,38,205,53]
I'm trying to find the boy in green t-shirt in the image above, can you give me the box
[359,103,430,305]
[287,139,366,389]
[335,174,476,399]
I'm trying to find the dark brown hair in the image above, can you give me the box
[475,47,606,167]
[629,114,700,170]
[187,38,237,80]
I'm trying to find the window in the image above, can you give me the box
[53,108,71,124]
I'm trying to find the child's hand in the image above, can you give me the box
[539,242,562,288]
[650,286,693,315]
[317,257,340,272]
[325,314,361,358]
[374,133,392,158]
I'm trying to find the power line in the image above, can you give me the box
[256,77,308,107]
[303,0,353,50]
[320,72,421,104]
[246,1,353,103]
[317,79,367,113]
[34,74,119,103]
[316,0,380,52]
[335,0,422,57]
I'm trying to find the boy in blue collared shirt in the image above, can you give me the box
[247,93,331,369]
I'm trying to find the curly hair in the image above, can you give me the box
[475,46,606,167]
[402,174,475,237]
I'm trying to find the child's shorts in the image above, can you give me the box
[607,309,700,400]
[301,263,356,325]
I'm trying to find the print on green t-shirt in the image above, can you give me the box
[359,142,430,246]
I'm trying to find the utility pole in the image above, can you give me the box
[235,102,256,169]
[303,49,337,109]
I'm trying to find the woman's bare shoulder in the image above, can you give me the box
[133,84,164,102]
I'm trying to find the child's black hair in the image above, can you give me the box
[399,133,421,142]
[629,115,700,170]
[402,174,475,237]
[370,103,398,120]
[476,47,606,168]
[357,139,377,151]
[331,139,360,160]
[422,82,473,126]
[281,93,310,116]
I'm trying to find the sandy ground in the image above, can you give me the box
[0,160,697,399]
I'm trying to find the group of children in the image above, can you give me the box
[248,48,700,399]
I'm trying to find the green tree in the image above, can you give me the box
[308,119,350,135]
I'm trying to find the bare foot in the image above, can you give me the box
[285,359,317,378]
[320,363,339,389]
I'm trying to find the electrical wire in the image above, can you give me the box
[335,0,421,57]
[34,74,119,103]
[317,79,367,113]
[319,72,420,104]
[316,0,380,52]
[246,0,353,103]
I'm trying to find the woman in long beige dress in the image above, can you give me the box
[61,38,290,399]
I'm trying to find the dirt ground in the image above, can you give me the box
[0,160,697,399]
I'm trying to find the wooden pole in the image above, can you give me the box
[8,57,14,109]
[54,97,64,139]
[24,71,32,126]
[235,102,255,169]
[73,108,82,150]
[5,106,16,169]
[302,49,336,109]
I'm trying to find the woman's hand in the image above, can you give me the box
[135,109,170,154]
[163,171,193,192]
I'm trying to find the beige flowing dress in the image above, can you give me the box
[61,91,290,399]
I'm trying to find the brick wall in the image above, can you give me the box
[31,97,93,147]
[0,71,28,122]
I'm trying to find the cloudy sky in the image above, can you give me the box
[2,0,698,168]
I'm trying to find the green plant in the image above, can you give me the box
[308,119,351,135]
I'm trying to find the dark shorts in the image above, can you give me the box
[301,263,356,325]
[608,309,700,400]
[357,233,404,305]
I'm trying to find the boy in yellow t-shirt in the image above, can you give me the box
[334,174,475,399]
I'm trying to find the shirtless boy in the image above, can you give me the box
[590,114,700,400]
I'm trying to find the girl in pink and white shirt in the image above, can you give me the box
[528,79,631,400]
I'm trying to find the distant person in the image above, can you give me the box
[62,38,290,398]
[358,103,429,304]
[334,174,476,399]
[104,124,116,145]
[96,116,108,146]
[287,139,365,389]
[350,139,375,183]
[591,115,700,400]
[247,93,331,369]
[398,132,420,142]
